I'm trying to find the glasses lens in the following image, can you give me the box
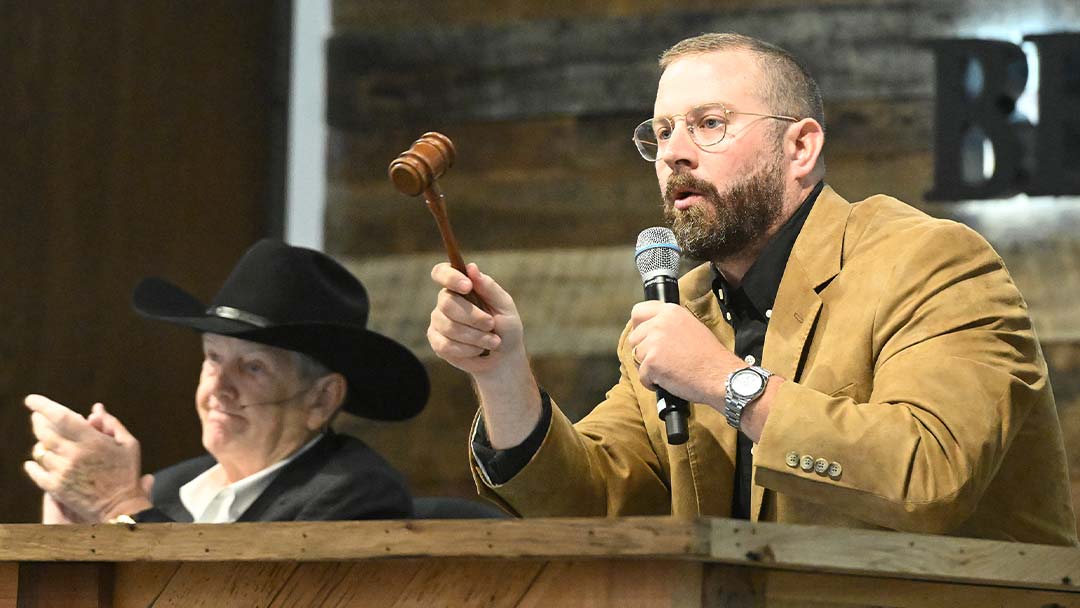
[688,105,728,147]
[633,119,661,161]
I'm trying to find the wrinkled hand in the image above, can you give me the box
[628,301,743,408]
[427,262,526,376]
[42,492,89,524]
[24,395,153,523]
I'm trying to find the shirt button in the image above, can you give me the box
[718,290,725,300]
[814,458,829,475]
[827,462,843,480]
[800,455,815,472]
[744,355,756,365]
[765,309,772,319]
[725,311,732,321]
[785,451,799,467]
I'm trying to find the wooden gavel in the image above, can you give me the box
[389,132,491,317]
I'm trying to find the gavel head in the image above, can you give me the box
[388,132,456,196]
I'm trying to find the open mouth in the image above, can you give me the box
[674,188,701,202]
[671,187,706,210]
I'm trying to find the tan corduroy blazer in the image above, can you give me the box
[472,186,1078,546]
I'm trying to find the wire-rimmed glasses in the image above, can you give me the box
[632,102,799,161]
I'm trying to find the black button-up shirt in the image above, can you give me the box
[721,180,822,518]
[474,181,825,519]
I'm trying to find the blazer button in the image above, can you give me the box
[800,455,815,472]
[785,451,799,467]
[814,458,829,475]
[827,462,843,480]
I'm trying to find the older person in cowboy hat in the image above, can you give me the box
[24,239,428,523]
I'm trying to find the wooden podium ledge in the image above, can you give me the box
[1,517,1078,607]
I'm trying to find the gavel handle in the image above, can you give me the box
[422,183,490,314]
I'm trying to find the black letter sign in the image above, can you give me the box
[1024,34,1080,196]
[926,39,1030,201]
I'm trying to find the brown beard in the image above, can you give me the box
[662,153,785,263]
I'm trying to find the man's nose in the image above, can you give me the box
[659,120,699,169]
[207,365,239,403]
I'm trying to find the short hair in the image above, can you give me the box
[292,351,334,384]
[659,33,826,136]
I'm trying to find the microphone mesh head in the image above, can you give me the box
[635,227,681,278]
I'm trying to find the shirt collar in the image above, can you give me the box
[179,433,324,523]
[712,180,824,315]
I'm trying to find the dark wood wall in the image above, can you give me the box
[0,2,284,521]
[326,0,1080,515]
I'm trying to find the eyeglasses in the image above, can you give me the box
[632,102,799,162]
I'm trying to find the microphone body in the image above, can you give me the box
[635,227,690,445]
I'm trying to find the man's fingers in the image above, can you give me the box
[426,327,493,360]
[430,263,473,294]
[89,403,135,445]
[30,443,57,470]
[466,264,517,316]
[629,301,664,327]
[24,394,89,440]
[23,461,58,493]
[430,306,500,349]
[436,288,495,331]
[432,262,518,318]
[30,413,62,448]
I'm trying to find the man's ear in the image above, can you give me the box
[306,373,347,431]
[785,118,825,181]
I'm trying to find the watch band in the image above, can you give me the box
[723,366,773,429]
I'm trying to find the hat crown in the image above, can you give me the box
[131,238,429,420]
[211,240,369,328]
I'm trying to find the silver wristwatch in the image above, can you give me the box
[723,366,773,429]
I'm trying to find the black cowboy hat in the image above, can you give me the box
[131,239,428,420]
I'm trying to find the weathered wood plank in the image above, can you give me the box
[15,563,112,608]
[0,563,15,608]
[710,519,1080,592]
[332,0,880,30]
[329,99,932,186]
[517,560,703,608]
[760,569,1080,607]
[0,519,707,563]
[266,561,424,607]
[341,248,644,356]
[112,562,179,608]
[327,149,939,258]
[149,562,297,607]
[0,519,1076,594]
[391,560,543,607]
[326,4,942,128]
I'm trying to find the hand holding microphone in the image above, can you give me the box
[633,227,691,445]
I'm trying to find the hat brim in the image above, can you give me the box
[132,277,428,420]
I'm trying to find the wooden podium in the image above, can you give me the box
[1,517,1078,607]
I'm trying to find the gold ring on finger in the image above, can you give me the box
[31,443,48,466]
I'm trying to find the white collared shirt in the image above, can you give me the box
[179,435,322,523]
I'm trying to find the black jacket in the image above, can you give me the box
[134,432,412,522]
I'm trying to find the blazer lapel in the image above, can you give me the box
[751,186,851,521]
[683,266,738,516]
[238,434,335,522]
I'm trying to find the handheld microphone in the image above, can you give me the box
[634,227,690,445]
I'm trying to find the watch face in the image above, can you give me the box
[731,369,765,396]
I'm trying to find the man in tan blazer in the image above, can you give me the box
[426,33,1077,546]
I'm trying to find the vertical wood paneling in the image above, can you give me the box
[15,563,111,608]
[113,562,179,608]
[0,563,16,608]
[150,562,297,607]
[517,560,703,608]
[0,2,277,522]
